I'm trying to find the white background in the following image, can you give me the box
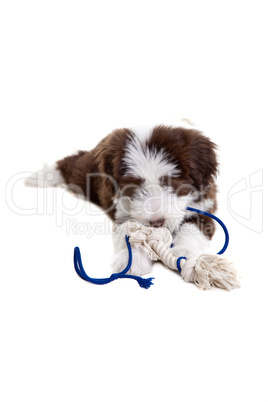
[1,1,267,401]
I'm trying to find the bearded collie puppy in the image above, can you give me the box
[26,120,219,279]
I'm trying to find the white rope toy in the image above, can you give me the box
[73,207,240,290]
[122,221,240,291]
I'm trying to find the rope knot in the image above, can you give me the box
[73,208,232,290]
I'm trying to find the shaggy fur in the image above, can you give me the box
[26,122,219,277]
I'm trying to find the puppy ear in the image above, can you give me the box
[149,125,218,190]
[183,130,218,189]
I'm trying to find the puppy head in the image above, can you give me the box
[114,125,218,233]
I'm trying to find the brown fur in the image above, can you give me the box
[147,125,218,189]
[56,125,218,236]
[146,125,218,238]
[57,128,132,219]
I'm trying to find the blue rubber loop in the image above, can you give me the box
[73,235,154,289]
[176,206,230,272]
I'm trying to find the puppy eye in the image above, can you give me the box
[159,176,168,186]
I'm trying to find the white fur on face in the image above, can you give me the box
[129,185,194,233]
[115,128,216,232]
[114,131,190,232]
[115,178,195,233]
[123,135,180,182]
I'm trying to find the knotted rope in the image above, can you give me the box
[73,207,240,290]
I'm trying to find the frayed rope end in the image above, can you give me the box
[136,277,155,289]
[193,254,241,291]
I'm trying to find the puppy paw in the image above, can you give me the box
[112,248,153,276]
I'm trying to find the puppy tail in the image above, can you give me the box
[24,163,65,187]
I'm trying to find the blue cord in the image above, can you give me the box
[73,235,154,289]
[186,207,229,254]
[73,207,229,288]
[177,257,187,273]
[176,206,230,272]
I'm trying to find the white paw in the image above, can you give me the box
[112,248,153,276]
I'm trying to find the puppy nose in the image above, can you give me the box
[149,218,165,228]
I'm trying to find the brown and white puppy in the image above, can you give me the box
[26,120,218,279]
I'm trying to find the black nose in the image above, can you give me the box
[149,218,165,228]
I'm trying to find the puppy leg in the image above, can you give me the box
[112,224,153,276]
